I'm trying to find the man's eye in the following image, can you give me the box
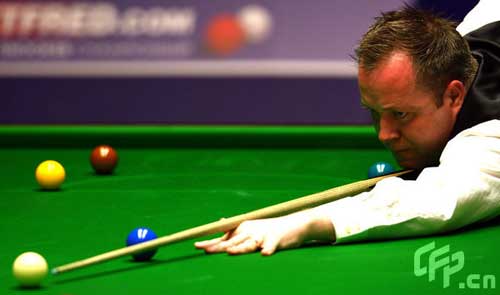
[393,111,408,119]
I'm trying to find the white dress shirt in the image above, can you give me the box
[456,0,500,36]
[314,120,500,243]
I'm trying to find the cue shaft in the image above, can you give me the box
[52,170,411,275]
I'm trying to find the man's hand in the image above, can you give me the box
[194,210,335,256]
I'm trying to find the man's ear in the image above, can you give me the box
[442,80,466,115]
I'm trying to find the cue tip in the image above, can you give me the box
[50,268,59,275]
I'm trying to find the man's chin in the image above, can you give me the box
[395,157,437,170]
[397,160,418,169]
[393,154,420,170]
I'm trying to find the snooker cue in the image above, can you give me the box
[51,169,412,275]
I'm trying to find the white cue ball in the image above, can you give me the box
[12,252,48,287]
[237,5,273,44]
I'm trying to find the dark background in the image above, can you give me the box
[1,0,477,125]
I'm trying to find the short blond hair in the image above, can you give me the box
[354,6,478,105]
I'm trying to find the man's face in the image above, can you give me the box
[358,52,458,169]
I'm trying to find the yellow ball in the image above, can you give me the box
[12,252,48,288]
[35,160,65,190]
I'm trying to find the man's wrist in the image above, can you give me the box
[303,210,336,243]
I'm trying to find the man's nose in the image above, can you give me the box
[378,115,400,143]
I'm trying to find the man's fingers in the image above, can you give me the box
[204,234,249,253]
[260,236,279,256]
[194,232,231,249]
[227,238,261,255]
[194,237,224,249]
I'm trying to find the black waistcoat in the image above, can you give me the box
[452,21,500,137]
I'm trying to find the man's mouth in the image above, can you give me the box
[392,148,412,159]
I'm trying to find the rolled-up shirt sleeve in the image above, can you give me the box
[313,120,500,244]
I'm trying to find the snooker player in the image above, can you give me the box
[195,2,500,255]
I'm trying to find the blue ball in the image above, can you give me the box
[126,227,158,261]
[368,162,395,178]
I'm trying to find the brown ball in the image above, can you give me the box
[90,145,118,174]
